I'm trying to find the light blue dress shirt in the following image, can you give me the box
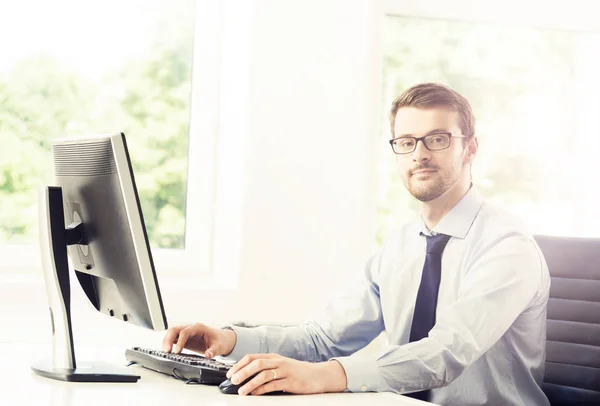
[226,187,551,406]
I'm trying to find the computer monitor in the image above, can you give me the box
[32,132,168,382]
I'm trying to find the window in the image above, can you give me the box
[377,2,600,244]
[0,0,220,277]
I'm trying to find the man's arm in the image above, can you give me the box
[225,253,386,363]
[334,234,547,394]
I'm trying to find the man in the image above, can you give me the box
[162,83,551,405]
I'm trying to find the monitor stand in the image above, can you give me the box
[31,186,140,382]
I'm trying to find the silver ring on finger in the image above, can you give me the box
[271,369,278,381]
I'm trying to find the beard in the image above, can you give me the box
[404,164,461,202]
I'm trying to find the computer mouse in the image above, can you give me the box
[218,375,286,395]
[218,376,251,394]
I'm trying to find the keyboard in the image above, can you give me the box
[125,347,232,384]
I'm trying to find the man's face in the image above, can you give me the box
[392,107,472,202]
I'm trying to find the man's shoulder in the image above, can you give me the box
[474,200,534,239]
[470,201,551,300]
[469,200,549,276]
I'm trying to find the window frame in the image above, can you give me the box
[383,0,600,32]
[0,1,224,286]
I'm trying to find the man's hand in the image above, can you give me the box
[225,353,348,396]
[161,323,237,358]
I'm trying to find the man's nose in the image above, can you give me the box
[412,139,430,162]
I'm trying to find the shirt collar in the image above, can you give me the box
[419,185,484,239]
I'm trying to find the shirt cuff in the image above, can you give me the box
[222,326,264,361]
[332,355,382,393]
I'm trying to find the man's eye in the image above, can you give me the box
[398,139,414,147]
[431,136,445,143]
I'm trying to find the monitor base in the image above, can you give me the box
[32,360,140,382]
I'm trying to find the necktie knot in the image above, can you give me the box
[424,233,451,255]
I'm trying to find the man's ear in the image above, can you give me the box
[464,136,478,165]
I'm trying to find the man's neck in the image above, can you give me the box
[420,179,472,231]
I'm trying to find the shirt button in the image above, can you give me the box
[360,385,367,392]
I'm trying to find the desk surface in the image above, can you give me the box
[1,344,433,406]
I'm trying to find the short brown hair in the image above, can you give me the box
[389,83,475,138]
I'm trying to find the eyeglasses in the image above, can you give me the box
[389,132,467,155]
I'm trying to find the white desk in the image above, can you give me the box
[0,344,435,406]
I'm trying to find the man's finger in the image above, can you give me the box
[162,326,183,352]
[204,342,221,359]
[249,378,287,396]
[227,353,279,378]
[226,354,252,378]
[174,328,191,353]
[231,358,280,387]
[238,367,282,396]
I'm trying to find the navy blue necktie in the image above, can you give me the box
[406,232,451,402]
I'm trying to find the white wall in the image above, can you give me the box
[157,0,383,328]
[232,0,381,325]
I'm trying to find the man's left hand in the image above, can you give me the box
[225,353,347,396]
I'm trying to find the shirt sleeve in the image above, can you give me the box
[333,233,546,394]
[224,253,386,364]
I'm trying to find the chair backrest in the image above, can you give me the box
[534,235,600,406]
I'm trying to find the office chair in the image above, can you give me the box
[534,235,600,406]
